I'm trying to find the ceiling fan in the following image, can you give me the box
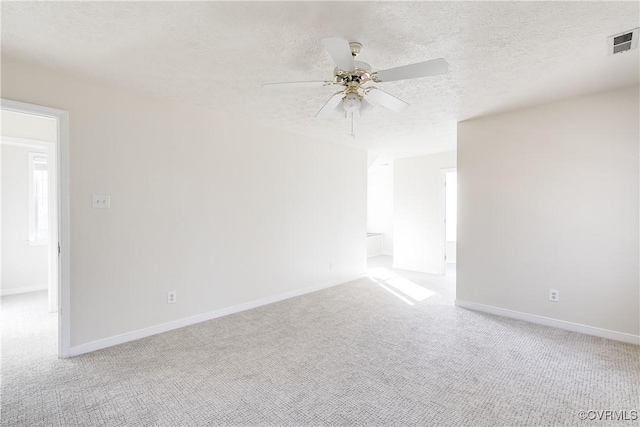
[263,37,449,120]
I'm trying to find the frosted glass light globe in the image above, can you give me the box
[343,93,361,113]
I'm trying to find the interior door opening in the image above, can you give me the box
[1,100,69,358]
[444,169,457,276]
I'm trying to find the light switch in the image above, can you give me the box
[92,195,110,209]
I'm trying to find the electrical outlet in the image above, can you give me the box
[92,195,110,209]
[549,289,560,302]
[329,262,333,271]
[167,291,176,304]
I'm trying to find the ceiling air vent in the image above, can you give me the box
[608,28,639,55]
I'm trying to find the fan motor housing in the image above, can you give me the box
[334,61,372,86]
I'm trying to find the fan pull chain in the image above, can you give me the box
[349,112,355,138]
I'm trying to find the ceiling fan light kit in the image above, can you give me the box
[263,37,449,134]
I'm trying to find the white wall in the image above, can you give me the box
[1,144,49,291]
[2,110,57,142]
[367,162,393,255]
[394,151,457,274]
[457,86,639,337]
[1,56,367,348]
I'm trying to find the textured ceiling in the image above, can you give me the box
[1,2,638,158]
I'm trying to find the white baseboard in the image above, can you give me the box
[455,300,640,345]
[69,275,363,357]
[0,284,47,296]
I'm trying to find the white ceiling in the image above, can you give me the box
[1,2,638,158]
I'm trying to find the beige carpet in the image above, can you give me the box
[1,271,639,426]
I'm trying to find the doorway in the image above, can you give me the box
[444,169,457,276]
[1,99,70,358]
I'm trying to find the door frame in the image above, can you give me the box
[2,98,71,358]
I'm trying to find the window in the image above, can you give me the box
[28,152,49,245]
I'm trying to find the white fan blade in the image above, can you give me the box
[365,88,409,113]
[321,37,356,72]
[375,58,448,82]
[315,92,344,119]
[263,81,332,90]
